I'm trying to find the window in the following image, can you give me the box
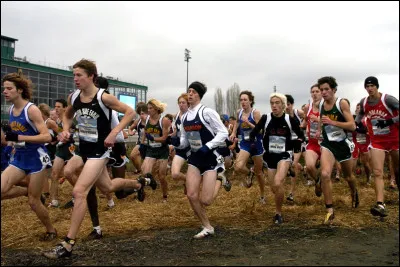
[10,42,14,48]
[6,66,17,73]
[39,72,49,79]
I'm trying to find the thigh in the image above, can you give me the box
[389,150,399,172]
[64,155,84,174]
[340,159,353,178]
[252,155,263,172]
[142,157,157,173]
[236,150,250,169]
[76,159,108,193]
[293,152,301,165]
[1,165,26,192]
[172,155,185,173]
[186,165,201,195]
[305,149,319,167]
[369,148,386,172]
[28,170,46,198]
[275,160,291,184]
[320,147,336,175]
[201,170,217,201]
[158,159,168,177]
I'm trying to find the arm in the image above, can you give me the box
[320,99,356,132]
[250,114,267,142]
[128,118,139,135]
[102,93,136,147]
[290,116,305,142]
[16,105,51,144]
[229,109,240,141]
[204,108,228,150]
[155,117,171,143]
[60,94,76,142]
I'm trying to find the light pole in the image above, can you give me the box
[184,48,191,89]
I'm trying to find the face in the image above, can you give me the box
[54,102,65,116]
[320,83,335,101]
[355,104,360,115]
[147,104,157,116]
[2,81,21,102]
[178,97,188,113]
[240,94,251,109]
[365,84,378,97]
[139,111,148,121]
[50,110,58,121]
[229,118,235,125]
[286,102,293,113]
[310,86,322,102]
[187,88,200,105]
[270,97,284,116]
[73,67,94,90]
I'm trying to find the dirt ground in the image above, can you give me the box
[1,168,399,266]
[1,225,399,266]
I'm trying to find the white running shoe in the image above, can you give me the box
[193,227,215,239]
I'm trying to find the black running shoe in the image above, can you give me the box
[286,193,294,202]
[370,203,388,217]
[273,214,283,225]
[245,168,254,188]
[352,190,360,208]
[40,230,58,241]
[87,229,103,240]
[40,194,46,205]
[42,242,72,259]
[60,199,74,210]
[136,177,146,202]
[145,173,157,190]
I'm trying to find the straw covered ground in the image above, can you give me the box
[1,156,399,266]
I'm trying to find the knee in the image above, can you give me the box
[171,172,179,180]
[372,168,383,178]
[200,196,213,206]
[72,187,87,200]
[186,191,199,203]
[320,169,331,180]
[28,196,40,211]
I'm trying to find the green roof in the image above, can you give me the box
[1,35,18,42]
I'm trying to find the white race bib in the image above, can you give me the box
[187,131,203,152]
[269,136,286,153]
[325,125,346,142]
[356,133,367,144]
[371,119,390,135]
[243,130,251,141]
[78,118,98,142]
[310,122,318,139]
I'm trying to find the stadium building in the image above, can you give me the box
[1,35,147,123]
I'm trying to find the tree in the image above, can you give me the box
[226,83,241,117]
[214,87,224,115]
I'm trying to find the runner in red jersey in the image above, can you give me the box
[355,76,399,218]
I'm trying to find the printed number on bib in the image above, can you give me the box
[187,131,202,152]
[371,119,390,135]
[325,125,346,142]
[269,136,286,153]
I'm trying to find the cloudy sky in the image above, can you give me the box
[1,1,399,115]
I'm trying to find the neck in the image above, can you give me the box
[243,106,251,112]
[80,84,97,96]
[369,92,381,100]
[12,98,28,108]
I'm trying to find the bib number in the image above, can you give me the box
[371,119,390,135]
[325,125,346,142]
[187,131,202,152]
[269,136,286,153]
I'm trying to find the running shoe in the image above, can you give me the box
[370,203,388,217]
[273,214,283,225]
[324,211,335,224]
[43,242,72,259]
[60,198,74,210]
[352,190,360,208]
[40,229,57,241]
[315,176,322,197]
[245,167,254,188]
[259,196,266,205]
[286,193,294,202]
[193,226,215,239]
[87,229,103,240]
[48,200,60,208]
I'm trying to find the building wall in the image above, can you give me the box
[1,63,147,123]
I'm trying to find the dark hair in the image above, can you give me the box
[239,90,255,107]
[318,76,338,90]
[72,59,98,82]
[2,70,33,100]
[229,116,236,121]
[96,76,109,89]
[55,99,68,108]
[164,114,174,122]
[136,102,148,114]
[285,94,294,105]
[310,83,320,92]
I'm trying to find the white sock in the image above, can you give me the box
[108,199,115,207]
[93,226,102,234]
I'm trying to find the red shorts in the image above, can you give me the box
[352,143,359,159]
[369,140,399,152]
[358,143,369,154]
[306,141,321,158]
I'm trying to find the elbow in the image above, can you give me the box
[44,133,51,143]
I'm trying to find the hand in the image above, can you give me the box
[196,145,210,156]
[5,131,19,142]
[355,122,367,134]
[321,115,334,125]
[104,132,117,147]
[229,134,236,142]
[376,118,393,129]
[59,130,71,143]
[146,133,154,141]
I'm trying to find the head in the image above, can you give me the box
[164,113,174,123]
[229,116,236,125]
[147,98,167,116]
[318,76,338,101]
[285,94,294,113]
[136,102,148,121]
[38,103,51,119]
[355,103,361,115]
[269,93,287,116]
[221,114,230,126]
[72,59,98,90]
[2,71,33,102]
[177,93,189,113]
[54,99,67,116]
[301,103,307,113]
[310,83,322,103]
[187,81,207,105]
[50,109,58,121]
[95,76,109,90]
[239,91,255,109]
[364,76,379,97]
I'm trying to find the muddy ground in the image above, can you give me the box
[1,225,398,266]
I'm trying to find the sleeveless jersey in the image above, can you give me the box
[320,98,347,142]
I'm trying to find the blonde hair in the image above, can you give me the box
[147,98,167,114]
[38,103,51,118]
[269,93,287,110]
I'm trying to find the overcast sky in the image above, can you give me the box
[1,1,399,115]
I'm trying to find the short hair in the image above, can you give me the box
[2,70,33,100]
[96,76,109,89]
[310,83,320,92]
[136,102,148,114]
[229,116,236,121]
[55,99,68,108]
[239,90,255,107]
[147,99,167,114]
[285,94,294,105]
[318,76,338,90]
[177,93,188,103]
[270,92,287,110]
[38,103,51,117]
[164,114,174,122]
[72,59,98,82]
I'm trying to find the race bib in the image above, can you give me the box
[269,136,286,153]
[356,133,367,144]
[187,131,202,152]
[148,133,162,148]
[78,118,98,142]
[38,147,52,167]
[243,130,251,141]
[325,125,346,142]
[310,122,319,139]
[371,119,390,135]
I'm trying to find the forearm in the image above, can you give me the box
[111,109,135,135]
[19,133,51,144]
[332,121,356,132]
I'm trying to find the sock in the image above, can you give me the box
[93,226,102,234]
[108,199,115,207]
